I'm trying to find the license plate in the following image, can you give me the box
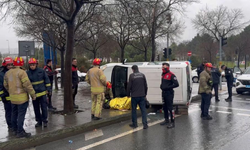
[246,85,250,88]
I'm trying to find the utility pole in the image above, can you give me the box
[167,32,170,61]
[219,37,222,90]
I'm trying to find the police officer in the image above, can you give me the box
[72,58,79,109]
[4,57,36,138]
[27,58,51,128]
[221,65,234,102]
[211,66,221,102]
[160,63,179,129]
[44,59,57,110]
[0,57,13,131]
[85,58,106,120]
[199,63,213,120]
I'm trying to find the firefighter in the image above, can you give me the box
[72,58,79,109]
[85,58,106,120]
[27,58,51,128]
[0,57,13,131]
[160,63,179,129]
[199,63,213,120]
[44,59,57,111]
[4,57,36,138]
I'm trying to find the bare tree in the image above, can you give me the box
[0,0,102,114]
[132,0,197,61]
[193,5,247,41]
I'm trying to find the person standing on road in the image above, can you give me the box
[44,59,57,111]
[4,57,36,138]
[85,58,106,120]
[211,66,221,102]
[160,63,179,129]
[0,57,13,131]
[127,65,148,129]
[197,61,207,80]
[27,58,51,128]
[198,63,213,120]
[72,58,79,109]
[221,65,234,102]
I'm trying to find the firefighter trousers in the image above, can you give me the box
[32,95,48,123]
[91,93,104,118]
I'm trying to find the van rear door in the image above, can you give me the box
[111,66,128,98]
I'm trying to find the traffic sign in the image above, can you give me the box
[187,51,192,56]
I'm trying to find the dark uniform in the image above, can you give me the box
[211,68,221,101]
[72,65,79,108]
[224,67,234,101]
[27,68,51,127]
[160,68,179,128]
[0,67,12,130]
[43,65,57,109]
[197,63,205,79]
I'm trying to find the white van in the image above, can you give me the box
[101,61,193,107]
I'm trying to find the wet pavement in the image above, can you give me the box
[34,91,250,150]
[0,82,229,148]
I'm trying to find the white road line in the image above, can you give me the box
[237,113,250,117]
[85,129,104,141]
[216,111,232,114]
[77,110,200,150]
[77,119,165,150]
[211,105,250,112]
[231,100,250,104]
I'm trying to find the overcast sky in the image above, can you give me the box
[0,0,249,54]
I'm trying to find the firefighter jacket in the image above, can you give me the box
[43,65,56,82]
[4,66,36,105]
[0,67,10,102]
[85,66,106,94]
[27,67,51,98]
[160,70,179,91]
[72,65,79,86]
[198,70,212,94]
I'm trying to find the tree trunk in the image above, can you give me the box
[151,34,156,62]
[237,53,240,68]
[53,48,59,90]
[60,48,65,89]
[144,47,147,61]
[120,47,125,62]
[93,51,96,59]
[64,21,75,114]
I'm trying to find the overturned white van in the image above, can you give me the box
[101,61,193,109]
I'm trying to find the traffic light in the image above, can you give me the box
[163,48,167,58]
[221,36,227,46]
[169,48,172,56]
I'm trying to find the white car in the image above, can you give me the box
[235,67,250,94]
[191,69,199,83]
[56,68,86,82]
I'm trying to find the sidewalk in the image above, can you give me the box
[0,82,228,150]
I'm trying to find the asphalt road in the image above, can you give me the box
[30,92,250,150]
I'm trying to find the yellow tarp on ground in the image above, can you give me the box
[109,97,132,110]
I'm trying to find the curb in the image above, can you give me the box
[0,108,153,150]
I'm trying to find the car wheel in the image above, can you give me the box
[236,90,243,94]
[192,76,199,83]
[57,77,61,83]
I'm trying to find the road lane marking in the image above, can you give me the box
[85,129,104,141]
[237,113,250,117]
[216,111,232,114]
[77,109,200,150]
[211,105,250,112]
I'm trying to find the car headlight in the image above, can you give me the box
[236,79,242,86]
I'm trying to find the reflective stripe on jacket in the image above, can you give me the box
[27,68,51,98]
[85,66,106,94]
[4,67,36,104]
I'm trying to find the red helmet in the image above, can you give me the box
[28,58,38,64]
[106,81,112,89]
[205,63,213,68]
[13,57,24,66]
[2,57,13,66]
[93,58,102,65]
